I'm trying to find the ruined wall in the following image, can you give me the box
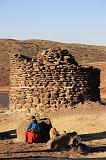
[9,49,100,112]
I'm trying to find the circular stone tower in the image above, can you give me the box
[9,48,100,112]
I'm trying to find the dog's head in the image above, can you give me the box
[67,131,77,138]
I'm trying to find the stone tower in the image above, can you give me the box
[9,48,100,112]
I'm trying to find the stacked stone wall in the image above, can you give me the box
[9,49,100,111]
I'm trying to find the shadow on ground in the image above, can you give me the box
[0,129,17,139]
[0,130,106,158]
[1,156,106,160]
[80,131,106,141]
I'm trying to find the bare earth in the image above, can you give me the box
[0,102,106,159]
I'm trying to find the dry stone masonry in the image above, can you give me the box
[9,49,100,111]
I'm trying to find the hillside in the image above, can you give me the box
[0,39,106,159]
[0,39,106,90]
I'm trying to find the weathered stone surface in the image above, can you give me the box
[9,48,100,111]
[17,119,30,142]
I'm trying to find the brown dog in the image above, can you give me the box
[47,131,81,150]
[49,127,59,140]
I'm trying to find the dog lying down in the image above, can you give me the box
[47,130,81,150]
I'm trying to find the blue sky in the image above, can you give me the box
[0,0,106,45]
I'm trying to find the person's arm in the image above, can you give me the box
[36,124,41,133]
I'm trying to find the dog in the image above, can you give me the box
[47,131,81,150]
[49,127,59,140]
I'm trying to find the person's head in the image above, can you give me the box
[30,115,37,123]
[31,115,36,120]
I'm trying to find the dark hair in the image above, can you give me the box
[31,116,36,120]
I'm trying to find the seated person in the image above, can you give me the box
[27,117,40,133]
[26,116,41,143]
